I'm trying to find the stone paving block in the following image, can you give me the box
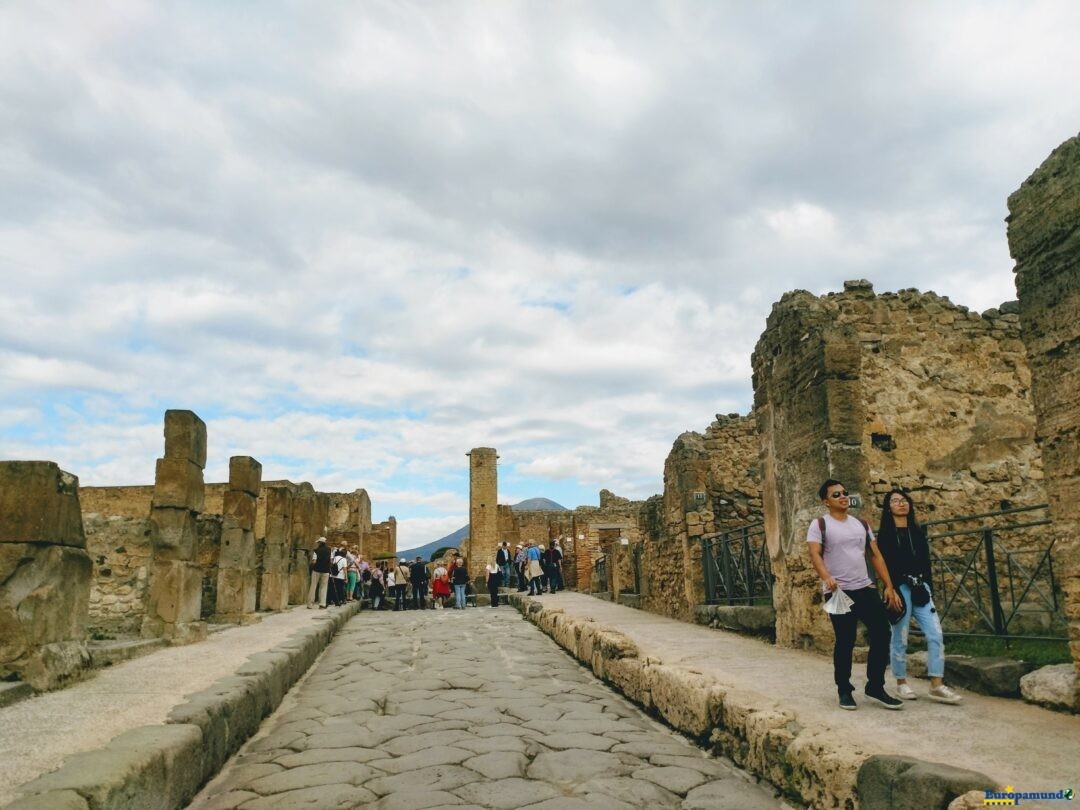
[575,775,682,806]
[528,749,635,783]
[631,764,709,795]
[365,764,476,796]
[241,783,377,808]
[2,790,90,810]
[523,796,635,810]
[537,732,617,751]
[247,761,380,794]
[369,746,473,774]
[462,750,528,779]
[452,777,562,809]
[683,780,782,810]
[372,790,467,810]
[191,610,782,810]
[382,729,475,757]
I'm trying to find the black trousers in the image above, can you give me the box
[489,585,500,607]
[393,584,407,610]
[328,578,344,606]
[412,582,427,609]
[827,586,891,692]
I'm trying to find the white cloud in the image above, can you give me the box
[2,1,1077,547]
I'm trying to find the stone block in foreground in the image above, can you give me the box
[0,461,93,691]
[0,461,86,547]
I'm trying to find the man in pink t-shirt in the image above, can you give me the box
[807,479,903,711]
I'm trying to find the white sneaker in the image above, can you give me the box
[928,684,962,704]
[896,683,918,700]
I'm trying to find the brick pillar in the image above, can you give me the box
[215,456,262,624]
[0,462,92,690]
[468,448,498,588]
[1008,133,1080,678]
[259,485,292,611]
[142,410,208,644]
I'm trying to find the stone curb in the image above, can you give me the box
[4,603,360,810]
[510,593,996,809]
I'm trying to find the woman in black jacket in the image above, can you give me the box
[876,490,961,704]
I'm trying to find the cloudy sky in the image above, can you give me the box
[2,2,1077,550]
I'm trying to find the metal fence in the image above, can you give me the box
[594,555,607,591]
[701,521,773,605]
[924,503,1064,640]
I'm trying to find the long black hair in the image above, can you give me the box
[877,489,919,539]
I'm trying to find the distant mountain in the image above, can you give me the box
[396,497,568,561]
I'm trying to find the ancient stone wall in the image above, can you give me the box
[80,485,154,519]
[1008,132,1080,675]
[85,514,152,634]
[753,282,1045,652]
[0,461,93,689]
[367,517,397,559]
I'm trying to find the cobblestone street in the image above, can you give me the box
[190,606,786,810]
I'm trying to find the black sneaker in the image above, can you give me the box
[838,691,857,711]
[864,686,903,710]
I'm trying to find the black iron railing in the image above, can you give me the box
[701,521,773,605]
[631,543,642,594]
[924,503,1064,640]
[594,555,607,590]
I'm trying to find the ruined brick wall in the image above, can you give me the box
[80,486,154,519]
[367,517,397,559]
[753,281,1045,652]
[705,415,763,531]
[85,514,152,634]
[1008,133,1080,672]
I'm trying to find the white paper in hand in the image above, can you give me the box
[823,587,853,615]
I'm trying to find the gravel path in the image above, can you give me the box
[0,607,331,806]
[190,607,785,809]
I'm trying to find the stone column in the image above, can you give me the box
[1008,133,1080,677]
[288,485,316,605]
[259,485,292,611]
[468,448,498,588]
[0,461,92,690]
[141,410,208,644]
[215,456,262,624]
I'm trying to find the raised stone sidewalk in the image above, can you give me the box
[1,603,359,809]
[512,592,1080,808]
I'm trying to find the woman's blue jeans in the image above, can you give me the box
[890,582,945,678]
[454,584,467,609]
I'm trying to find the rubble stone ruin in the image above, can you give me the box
[1008,133,1080,672]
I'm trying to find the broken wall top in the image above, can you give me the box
[0,461,86,548]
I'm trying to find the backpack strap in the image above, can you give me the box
[817,516,827,549]
[858,518,871,548]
